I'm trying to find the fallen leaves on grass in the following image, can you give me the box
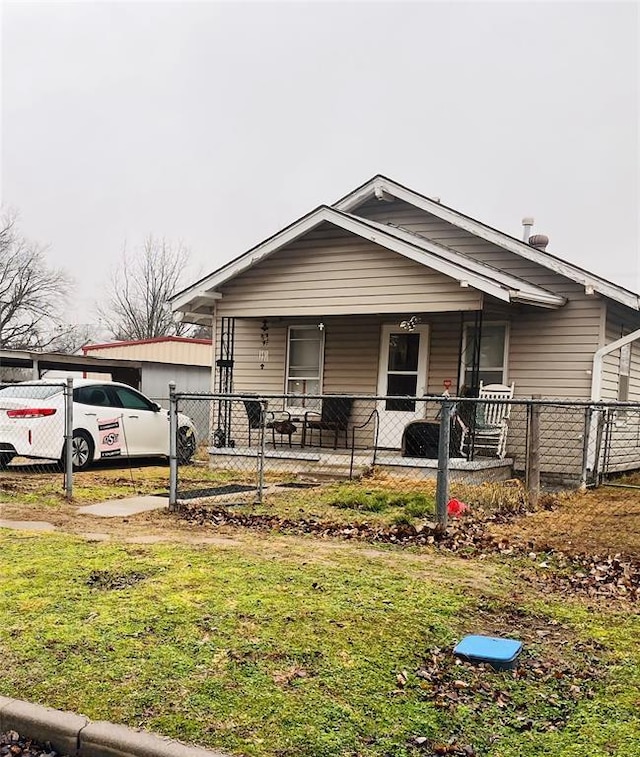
[178,503,640,602]
[406,638,602,755]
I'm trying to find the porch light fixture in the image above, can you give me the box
[399,315,420,332]
[318,322,325,331]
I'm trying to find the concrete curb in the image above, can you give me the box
[0,696,228,757]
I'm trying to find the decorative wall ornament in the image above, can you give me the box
[259,318,269,370]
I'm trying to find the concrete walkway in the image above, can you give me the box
[0,519,56,532]
[76,495,169,517]
[0,497,168,535]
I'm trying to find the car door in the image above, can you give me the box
[73,384,112,447]
[109,385,168,456]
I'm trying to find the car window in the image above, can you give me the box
[0,384,63,400]
[74,385,114,407]
[111,386,156,411]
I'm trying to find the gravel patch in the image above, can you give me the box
[1,730,68,756]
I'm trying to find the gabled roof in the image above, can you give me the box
[170,205,566,312]
[334,175,640,311]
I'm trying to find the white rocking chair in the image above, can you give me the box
[457,382,515,459]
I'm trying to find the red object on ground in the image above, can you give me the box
[447,498,469,518]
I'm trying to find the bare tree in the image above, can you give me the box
[49,323,98,354]
[0,212,70,350]
[99,236,195,340]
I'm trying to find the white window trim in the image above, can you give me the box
[285,325,325,412]
[461,320,510,387]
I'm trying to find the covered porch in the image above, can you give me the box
[203,307,524,457]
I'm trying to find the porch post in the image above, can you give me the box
[209,305,217,392]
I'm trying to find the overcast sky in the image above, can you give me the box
[2,0,638,326]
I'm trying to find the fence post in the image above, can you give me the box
[255,399,267,504]
[527,396,541,508]
[435,399,452,532]
[168,381,178,510]
[64,377,73,501]
[579,405,594,490]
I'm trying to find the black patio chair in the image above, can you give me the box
[301,396,353,449]
[242,398,296,448]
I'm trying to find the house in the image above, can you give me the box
[170,176,640,480]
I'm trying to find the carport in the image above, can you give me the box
[0,349,142,387]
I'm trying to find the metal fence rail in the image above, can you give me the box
[169,391,640,526]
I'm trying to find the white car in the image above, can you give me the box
[0,379,197,471]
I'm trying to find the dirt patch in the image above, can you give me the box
[491,486,640,557]
[85,569,149,590]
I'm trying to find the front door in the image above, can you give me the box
[376,325,430,448]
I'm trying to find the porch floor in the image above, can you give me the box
[208,445,514,483]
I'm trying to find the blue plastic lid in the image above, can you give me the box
[454,634,523,663]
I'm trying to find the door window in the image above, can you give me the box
[385,332,420,411]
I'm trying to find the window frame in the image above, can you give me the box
[461,321,509,389]
[285,325,325,412]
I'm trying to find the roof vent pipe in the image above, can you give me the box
[522,217,534,242]
[529,233,549,251]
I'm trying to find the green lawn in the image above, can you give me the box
[1,530,638,757]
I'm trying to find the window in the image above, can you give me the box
[286,326,324,410]
[1,384,62,400]
[618,343,631,402]
[111,386,156,412]
[74,385,113,407]
[462,322,508,388]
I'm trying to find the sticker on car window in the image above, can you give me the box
[98,417,122,458]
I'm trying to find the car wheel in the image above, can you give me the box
[70,429,94,471]
[177,427,196,465]
[0,452,14,470]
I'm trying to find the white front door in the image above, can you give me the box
[376,325,430,448]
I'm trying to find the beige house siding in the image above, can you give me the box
[600,303,640,402]
[218,314,468,399]
[85,340,212,366]
[215,223,483,318]
[354,199,606,399]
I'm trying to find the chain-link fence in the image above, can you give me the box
[169,391,640,524]
[4,378,639,522]
[0,379,73,499]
